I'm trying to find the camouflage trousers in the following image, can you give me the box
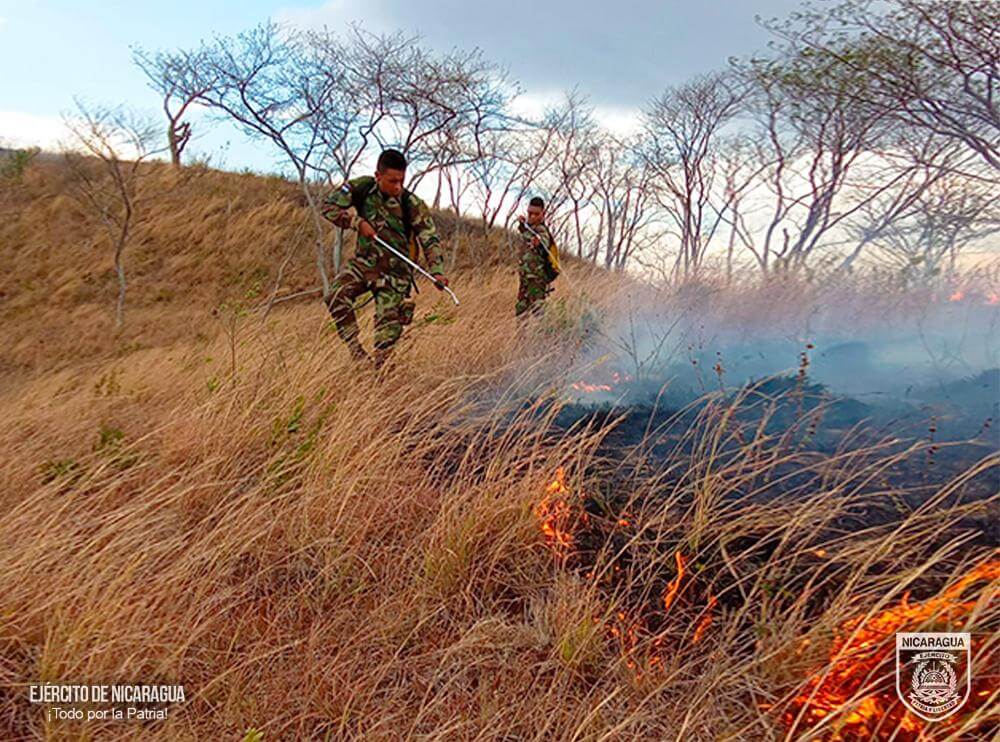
[515,250,552,316]
[326,253,415,361]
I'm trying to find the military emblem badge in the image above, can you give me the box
[896,632,971,722]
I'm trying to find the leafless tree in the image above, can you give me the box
[869,174,1000,283]
[131,45,220,167]
[470,123,554,234]
[589,133,657,271]
[288,26,518,274]
[320,28,517,191]
[538,93,602,260]
[763,71,889,273]
[308,26,397,183]
[388,46,517,191]
[173,22,339,293]
[731,57,931,276]
[762,0,1000,170]
[713,135,763,282]
[62,101,164,330]
[835,132,971,274]
[643,71,747,278]
[297,26,387,275]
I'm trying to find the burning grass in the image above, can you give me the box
[0,161,997,740]
[531,391,997,739]
[2,275,996,739]
[783,559,999,739]
[534,467,582,553]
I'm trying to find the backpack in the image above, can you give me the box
[543,234,560,282]
[527,223,560,282]
[349,176,419,260]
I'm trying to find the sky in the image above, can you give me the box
[0,0,806,171]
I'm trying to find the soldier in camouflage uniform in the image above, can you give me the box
[321,149,449,368]
[515,197,558,316]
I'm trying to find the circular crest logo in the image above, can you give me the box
[896,632,971,722]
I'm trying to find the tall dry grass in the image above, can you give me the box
[0,157,536,380]
[1,160,996,740]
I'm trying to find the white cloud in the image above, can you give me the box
[0,110,72,151]
[593,104,642,137]
[277,1,391,32]
[507,89,564,120]
[510,91,642,137]
[0,110,166,161]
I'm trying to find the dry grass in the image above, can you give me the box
[0,160,996,741]
[0,158,544,379]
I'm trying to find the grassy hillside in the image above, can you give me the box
[0,160,996,741]
[0,158,551,380]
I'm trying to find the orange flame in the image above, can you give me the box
[534,467,576,551]
[662,551,687,613]
[570,371,634,394]
[693,593,717,644]
[571,381,614,393]
[606,611,643,670]
[589,549,718,676]
[785,559,1000,739]
[987,292,1000,306]
[536,490,718,674]
[948,289,965,302]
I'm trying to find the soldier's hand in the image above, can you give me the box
[516,215,525,224]
[531,237,541,247]
[434,276,450,289]
[358,220,377,239]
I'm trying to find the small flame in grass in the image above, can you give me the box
[945,288,1000,305]
[602,551,718,676]
[534,467,576,551]
[785,559,1000,739]
[693,593,717,644]
[545,467,570,497]
[570,371,634,394]
[601,610,669,676]
[537,479,718,673]
[662,551,687,613]
[605,611,643,670]
[571,381,614,393]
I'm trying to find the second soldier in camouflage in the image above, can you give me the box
[515,196,558,316]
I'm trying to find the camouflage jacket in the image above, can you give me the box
[517,220,558,274]
[517,220,552,253]
[322,177,445,277]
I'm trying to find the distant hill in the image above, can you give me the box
[1,157,582,378]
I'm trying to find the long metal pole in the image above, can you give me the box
[522,221,555,265]
[372,234,460,306]
[522,221,544,243]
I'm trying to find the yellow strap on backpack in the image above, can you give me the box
[546,237,560,275]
